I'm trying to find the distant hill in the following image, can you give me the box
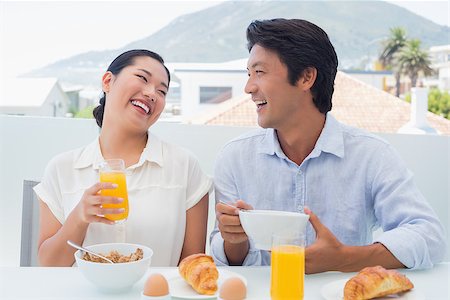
[27,0,450,87]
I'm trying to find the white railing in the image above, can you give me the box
[0,115,448,266]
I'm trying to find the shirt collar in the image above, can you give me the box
[139,132,164,167]
[256,113,345,159]
[74,132,164,170]
[257,128,277,155]
[74,137,103,169]
[257,129,289,160]
[313,113,345,158]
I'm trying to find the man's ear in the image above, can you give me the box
[298,67,317,91]
[102,71,113,93]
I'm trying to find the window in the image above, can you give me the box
[199,86,232,104]
[167,86,181,103]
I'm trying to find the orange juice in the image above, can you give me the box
[271,245,305,300]
[100,171,129,222]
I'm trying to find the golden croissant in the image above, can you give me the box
[179,253,219,295]
[344,265,414,300]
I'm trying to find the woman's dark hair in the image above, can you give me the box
[93,49,171,127]
[246,19,338,113]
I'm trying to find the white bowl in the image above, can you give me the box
[74,242,153,292]
[239,210,309,250]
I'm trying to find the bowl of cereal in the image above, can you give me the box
[74,242,153,292]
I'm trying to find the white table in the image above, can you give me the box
[0,264,448,299]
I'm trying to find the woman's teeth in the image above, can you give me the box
[131,100,150,114]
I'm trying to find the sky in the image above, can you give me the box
[0,0,220,78]
[0,0,449,78]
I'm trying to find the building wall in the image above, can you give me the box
[0,116,448,266]
[342,72,391,91]
[430,46,450,91]
[174,70,247,117]
[43,84,70,117]
[0,84,70,117]
[437,66,450,90]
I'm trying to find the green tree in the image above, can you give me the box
[405,88,450,120]
[75,106,95,119]
[379,27,407,97]
[396,39,433,88]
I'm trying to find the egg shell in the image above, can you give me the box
[140,292,170,300]
[143,273,169,297]
[219,276,247,300]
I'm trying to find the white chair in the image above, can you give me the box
[20,180,40,267]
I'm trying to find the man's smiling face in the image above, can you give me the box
[245,45,304,130]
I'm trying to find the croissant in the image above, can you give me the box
[344,266,414,300]
[179,253,219,295]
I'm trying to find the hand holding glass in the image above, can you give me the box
[271,233,305,300]
[99,159,129,223]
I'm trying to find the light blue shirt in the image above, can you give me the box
[210,114,446,269]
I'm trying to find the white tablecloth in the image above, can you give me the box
[0,263,448,299]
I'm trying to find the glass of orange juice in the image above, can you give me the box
[99,159,129,223]
[271,233,305,300]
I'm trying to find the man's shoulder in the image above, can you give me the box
[222,128,267,151]
[339,122,390,148]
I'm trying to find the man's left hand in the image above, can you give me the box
[304,207,347,274]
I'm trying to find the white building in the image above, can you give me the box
[429,45,450,91]
[168,59,398,119]
[167,59,248,118]
[0,77,70,117]
[340,69,393,91]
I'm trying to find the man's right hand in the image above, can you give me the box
[216,199,253,265]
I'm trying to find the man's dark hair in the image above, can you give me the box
[246,18,338,113]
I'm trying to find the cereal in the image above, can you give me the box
[82,248,143,263]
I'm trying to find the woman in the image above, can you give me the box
[35,49,211,266]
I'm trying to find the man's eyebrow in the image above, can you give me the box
[247,62,266,70]
[138,68,169,90]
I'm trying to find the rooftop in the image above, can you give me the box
[0,77,59,107]
[190,71,450,135]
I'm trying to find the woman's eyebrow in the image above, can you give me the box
[138,68,152,76]
[137,68,169,90]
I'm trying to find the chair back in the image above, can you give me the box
[20,180,40,267]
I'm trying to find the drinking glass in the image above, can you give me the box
[270,233,305,300]
[99,159,129,223]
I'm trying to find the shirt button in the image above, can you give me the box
[297,205,303,212]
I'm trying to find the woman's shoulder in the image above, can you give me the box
[149,134,203,173]
[150,133,193,159]
[45,143,92,171]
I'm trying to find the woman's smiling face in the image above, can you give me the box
[102,55,169,132]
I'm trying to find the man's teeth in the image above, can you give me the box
[131,100,150,114]
[255,100,267,106]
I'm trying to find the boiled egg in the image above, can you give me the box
[142,273,169,299]
[219,277,247,300]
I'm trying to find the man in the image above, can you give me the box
[210,18,446,274]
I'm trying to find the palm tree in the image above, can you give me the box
[396,39,433,88]
[379,27,407,97]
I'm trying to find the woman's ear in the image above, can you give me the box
[102,71,113,93]
[298,67,317,91]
